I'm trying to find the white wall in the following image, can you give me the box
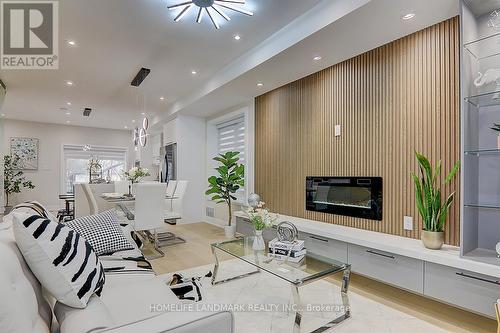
[205,103,255,227]
[162,115,206,224]
[2,119,133,209]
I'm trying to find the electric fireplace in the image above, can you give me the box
[306,177,382,221]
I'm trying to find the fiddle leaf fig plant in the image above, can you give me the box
[411,152,460,233]
[206,151,245,226]
[4,154,35,207]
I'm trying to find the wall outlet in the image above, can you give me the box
[335,124,341,137]
[404,216,413,231]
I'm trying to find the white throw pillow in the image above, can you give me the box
[12,212,105,308]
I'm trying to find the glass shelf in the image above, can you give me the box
[464,203,500,209]
[464,31,500,60]
[465,90,500,108]
[464,148,500,155]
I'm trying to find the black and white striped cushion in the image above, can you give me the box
[12,212,105,308]
[65,210,135,256]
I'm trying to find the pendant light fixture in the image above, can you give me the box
[167,0,253,29]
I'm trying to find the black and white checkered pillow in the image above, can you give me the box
[65,210,135,256]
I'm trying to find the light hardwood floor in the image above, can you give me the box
[148,222,496,333]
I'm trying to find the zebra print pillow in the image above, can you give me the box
[12,212,105,309]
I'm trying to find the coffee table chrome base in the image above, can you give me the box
[211,245,260,285]
[291,267,351,333]
[210,244,351,332]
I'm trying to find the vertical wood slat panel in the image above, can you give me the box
[254,17,461,245]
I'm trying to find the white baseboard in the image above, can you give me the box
[204,216,227,228]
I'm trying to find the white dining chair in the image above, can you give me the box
[166,180,177,198]
[133,182,168,259]
[74,183,99,218]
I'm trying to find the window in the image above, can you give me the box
[217,116,245,201]
[62,145,127,193]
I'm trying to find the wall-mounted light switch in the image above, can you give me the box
[404,216,413,231]
[335,124,341,137]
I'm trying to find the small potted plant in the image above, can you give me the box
[4,154,35,213]
[245,201,278,250]
[411,152,460,250]
[491,123,500,149]
[124,166,150,196]
[206,151,244,238]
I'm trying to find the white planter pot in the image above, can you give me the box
[252,230,266,251]
[224,225,236,238]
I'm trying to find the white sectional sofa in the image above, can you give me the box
[0,215,234,333]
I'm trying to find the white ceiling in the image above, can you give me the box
[0,0,324,129]
[0,0,460,131]
[464,0,500,17]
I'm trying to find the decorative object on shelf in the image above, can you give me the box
[474,69,500,99]
[412,152,460,250]
[10,137,39,170]
[247,193,261,208]
[3,154,35,213]
[276,221,299,243]
[88,158,103,184]
[206,151,244,239]
[496,242,500,259]
[245,201,278,250]
[491,123,500,149]
[167,0,253,30]
[487,10,500,29]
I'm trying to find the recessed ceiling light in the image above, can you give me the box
[132,119,136,123]
[65,112,71,115]
[160,97,165,100]
[66,120,71,123]
[313,56,322,61]
[65,80,74,86]
[141,112,146,115]
[234,34,241,40]
[191,70,197,75]
[402,13,415,20]
[257,83,263,87]
[124,126,128,129]
[67,40,77,47]
[66,102,72,106]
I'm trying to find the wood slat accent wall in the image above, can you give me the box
[255,17,460,245]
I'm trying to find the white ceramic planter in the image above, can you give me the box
[252,230,266,251]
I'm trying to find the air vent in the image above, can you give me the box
[83,108,92,117]
[131,67,151,87]
[206,207,215,218]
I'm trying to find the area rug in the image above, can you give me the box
[159,260,453,333]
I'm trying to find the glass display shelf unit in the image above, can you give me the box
[464,203,500,210]
[464,31,500,60]
[464,148,500,155]
[465,90,500,108]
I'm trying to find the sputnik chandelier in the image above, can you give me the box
[167,0,253,29]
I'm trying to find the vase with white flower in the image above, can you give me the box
[123,167,150,196]
[245,201,278,251]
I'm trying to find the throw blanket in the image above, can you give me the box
[168,271,212,302]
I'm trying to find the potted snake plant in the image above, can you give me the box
[411,152,460,250]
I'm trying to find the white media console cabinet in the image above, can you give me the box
[235,212,500,318]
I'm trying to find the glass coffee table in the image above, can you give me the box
[211,237,351,333]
